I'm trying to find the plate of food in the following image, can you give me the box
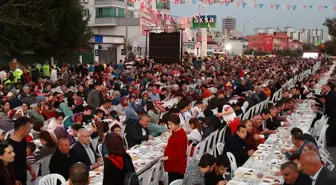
[234,167,254,175]
[253,150,264,156]
[259,177,281,185]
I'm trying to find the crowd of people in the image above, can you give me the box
[0,55,334,185]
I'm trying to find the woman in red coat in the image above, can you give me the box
[161,114,188,183]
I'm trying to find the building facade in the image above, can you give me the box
[81,0,171,63]
[255,27,324,44]
[247,32,303,52]
[222,17,236,36]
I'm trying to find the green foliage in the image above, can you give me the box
[323,17,336,41]
[302,43,319,52]
[323,17,336,56]
[0,0,91,56]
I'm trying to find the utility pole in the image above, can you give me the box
[125,0,129,58]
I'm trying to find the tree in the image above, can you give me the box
[0,0,91,56]
[0,0,53,54]
[302,43,318,52]
[323,17,336,55]
[323,17,336,41]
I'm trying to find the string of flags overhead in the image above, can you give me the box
[136,0,336,12]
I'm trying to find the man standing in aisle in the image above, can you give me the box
[321,84,336,147]
[7,117,36,185]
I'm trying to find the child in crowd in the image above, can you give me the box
[26,142,37,164]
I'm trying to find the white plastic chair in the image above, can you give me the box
[186,142,195,169]
[4,129,14,140]
[38,174,66,185]
[124,133,129,149]
[192,139,207,160]
[31,103,38,108]
[169,179,183,185]
[226,152,238,177]
[327,164,335,171]
[137,167,154,185]
[97,143,103,157]
[38,155,52,176]
[206,130,218,154]
[151,161,168,185]
[91,137,99,151]
[317,124,329,150]
[217,126,226,144]
[27,161,41,185]
[217,143,225,155]
[14,106,22,111]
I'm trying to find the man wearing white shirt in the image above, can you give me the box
[300,151,336,185]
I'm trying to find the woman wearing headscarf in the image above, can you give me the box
[59,103,74,128]
[114,96,128,116]
[54,127,76,145]
[103,133,136,185]
[47,112,65,133]
[73,96,85,114]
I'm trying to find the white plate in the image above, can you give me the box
[272,151,282,155]
[268,159,279,166]
[227,180,249,185]
[234,167,255,175]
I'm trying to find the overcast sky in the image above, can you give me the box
[170,0,335,39]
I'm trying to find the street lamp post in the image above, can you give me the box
[243,20,253,38]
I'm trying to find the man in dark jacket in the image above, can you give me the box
[255,86,267,101]
[300,151,336,185]
[261,109,290,131]
[87,82,104,110]
[280,162,312,185]
[125,114,153,148]
[321,84,336,146]
[31,66,40,84]
[70,129,102,170]
[224,125,254,166]
[49,137,72,180]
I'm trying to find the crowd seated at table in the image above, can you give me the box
[0,56,335,185]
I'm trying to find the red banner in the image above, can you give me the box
[263,36,273,52]
[157,11,161,26]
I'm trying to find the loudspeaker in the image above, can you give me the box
[149,32,181,64]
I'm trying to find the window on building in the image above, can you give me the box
[83,9,89,17]
[95,7,117,18]
[118,8,125,18]
[253,38,256,42]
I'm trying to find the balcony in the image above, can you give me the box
[95,0,134,7]
[95,17,140,26]
[156,1,170,10]
[95,18,117,26]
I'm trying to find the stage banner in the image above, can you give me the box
[140,5,156,35]
[192,15,216,28]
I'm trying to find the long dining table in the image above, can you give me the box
[228,99,317,185]
[88,132,170,185]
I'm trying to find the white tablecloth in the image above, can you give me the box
[89,132,170,185]
[228,100,316,185]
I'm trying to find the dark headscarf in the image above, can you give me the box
[54,127,75,145]
[104,132,126,156]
